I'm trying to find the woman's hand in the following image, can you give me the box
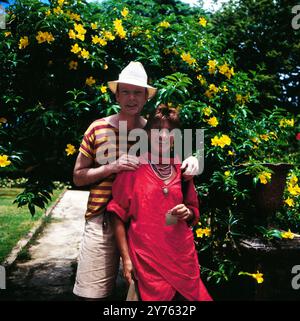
[170,204,194,221]
[122,258,134,285]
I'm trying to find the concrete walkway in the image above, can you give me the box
[2,190,126,301]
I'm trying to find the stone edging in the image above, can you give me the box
[1,189,67,268]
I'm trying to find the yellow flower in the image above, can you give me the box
[203,107,212,116]
[121,7,129,18]
[36,31,54,44]
[196,227,211,238]
[103,31,115,41]
[80,49,90,59]
[114,19,126,39]
[103,64,108,70]
[92,35,107,46]
[68,29,76,39]
[58,0,65,7]
[224,171,231,177]
[218,63,235,79]
[199,17,207,27]
[258,171,272,184]
[222,85,228,92]
[158,21,170,28]
[53,6,63,15]
[0,117,7,124]
[0,155,11,167]
[197,74,206,86]
[206,116,218,127]
[228,150,234,156]
[85,76,96,87]
[45,10,51,16]
[74,23,87,36]
[287,183,300,196]
[284,197,294,207]
[91,22,98,30]
[68,61,78,70]
[207,59,217,74]
[100,85,107,93]
[281,229,295,239]
[238,271,264,284]
[260,134,269,141]
[71,43,81,54]
[19,36,29,49]
[289,175,298,186]
[5,32,12,37]
[211,134,231,148]
[66,11,81,21]
[181,52,196,65]
[205,84,219,99]
[65,144,76,156]
[279,118,294,127]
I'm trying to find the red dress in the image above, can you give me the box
[107,156,212,301]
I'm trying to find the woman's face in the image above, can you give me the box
[148,120,175,157]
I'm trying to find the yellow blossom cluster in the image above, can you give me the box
[236,93,250,105]
[181,52,196,65]
[197,74,206,86]
[279,118,294,127]
[258,171,272,184]
[287,174,300,197]
[218,63,235,79]
[158,21,170,28]
[36,31,54,44]
[19,36,29,49]
[100,85,107,93]
[196,227,211,238]
[205,116,218,127]
[69,23,87,41]
[114,19,126,39]
[207,59,217,74]
[66,11,81,21]
[211,134,231,148]
[205,84,219,99]
[70,43,90,59]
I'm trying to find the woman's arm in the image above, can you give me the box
[112,214,133,285]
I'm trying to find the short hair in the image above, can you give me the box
[145,104,181,131]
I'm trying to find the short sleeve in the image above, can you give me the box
[106,171,135,222]
[183,179,200,226]
[79,123,95,159]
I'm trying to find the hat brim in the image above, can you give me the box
[108,80,157,100]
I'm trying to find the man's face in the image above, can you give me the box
[116,83,148,116]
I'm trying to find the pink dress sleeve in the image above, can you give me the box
[184,180,200,226]
[106,171,134,222]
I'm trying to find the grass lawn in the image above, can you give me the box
[0,188,63,263]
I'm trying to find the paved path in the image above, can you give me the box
[2,190,126,301]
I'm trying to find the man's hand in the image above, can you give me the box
[170,204,193,221]
[110,154,140,174]
[122,258,134,285]
[180,155,199,181]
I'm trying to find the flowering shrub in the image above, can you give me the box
[0,0,299,293]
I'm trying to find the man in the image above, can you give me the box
[73,61,199,300]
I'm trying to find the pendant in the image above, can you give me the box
[162,186,169,195]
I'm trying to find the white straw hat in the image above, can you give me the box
[108,61,157,99]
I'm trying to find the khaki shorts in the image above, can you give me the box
[73,213,119,299]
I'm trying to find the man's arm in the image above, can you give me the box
[73,152,140,187]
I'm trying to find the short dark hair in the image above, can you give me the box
[145,104,181,130]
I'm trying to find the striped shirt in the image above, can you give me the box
[79,118,136,220]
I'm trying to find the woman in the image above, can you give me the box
[107,105,212,301]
